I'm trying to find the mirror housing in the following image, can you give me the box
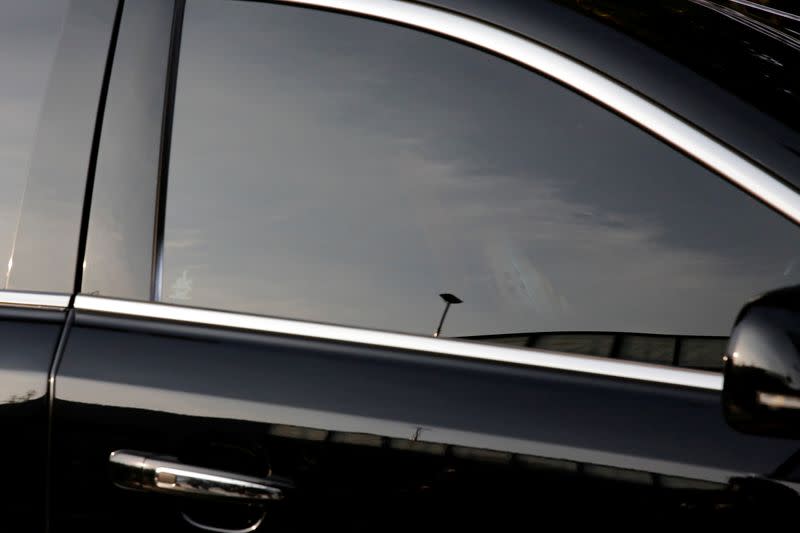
[723,286,800,438]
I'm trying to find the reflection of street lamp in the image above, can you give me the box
[434,293,463,338]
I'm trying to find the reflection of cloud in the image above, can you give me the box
[162,1,800,338]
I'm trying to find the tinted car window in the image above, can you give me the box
[0,0,69,288]
[163,0,800,363]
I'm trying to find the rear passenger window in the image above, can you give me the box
[162,0,800,369]
[0,0,69,288]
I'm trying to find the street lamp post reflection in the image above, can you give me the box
[434,293,463,338]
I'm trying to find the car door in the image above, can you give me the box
[50,0,800,530]
[50,296,798,532]
[0,0,117,530]
[0,302,66,531]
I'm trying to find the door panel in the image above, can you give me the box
[0,307,65,531]
[51,309,799,530]
[56,0,800,530]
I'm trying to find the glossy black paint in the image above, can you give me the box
[724,285,800,438]
[51,312,800,529]
[0,308,65,531]
[430,0,800,188]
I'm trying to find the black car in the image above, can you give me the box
[2,0,800,530]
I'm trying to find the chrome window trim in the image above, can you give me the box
[253,0,800,225]
[722,0,800,23]
[74,295,723,391]
[0,290,71,309]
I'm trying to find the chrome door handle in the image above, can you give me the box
[109,450,293,502]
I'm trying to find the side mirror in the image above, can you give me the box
[723,286,800,438]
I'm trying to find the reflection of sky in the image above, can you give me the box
[0,1,67,287]
[164,0,800,338]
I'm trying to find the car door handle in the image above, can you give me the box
[109,450,293,502]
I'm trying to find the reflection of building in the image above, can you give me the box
[463,331,726,371]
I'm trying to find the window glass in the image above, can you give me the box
[164,0,800,361]
[0,0,69,288]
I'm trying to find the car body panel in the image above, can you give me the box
[51,308,799,529]
[0,0,797,529]
[0,305,65,530]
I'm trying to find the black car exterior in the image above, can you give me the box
[1,0,800,530]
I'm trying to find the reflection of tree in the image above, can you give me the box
[746,1,800,15]
[6,390,36,404]
[552,0,800,131]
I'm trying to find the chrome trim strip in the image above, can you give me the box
[109,450,290,502]
[182,511,265,533]
[74,295,723,391]
[270,0,800,224]
[723,0,800,23]
[0,290,70,309]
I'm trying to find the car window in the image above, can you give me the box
[0,0,69,288]
[162,0,800,368]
